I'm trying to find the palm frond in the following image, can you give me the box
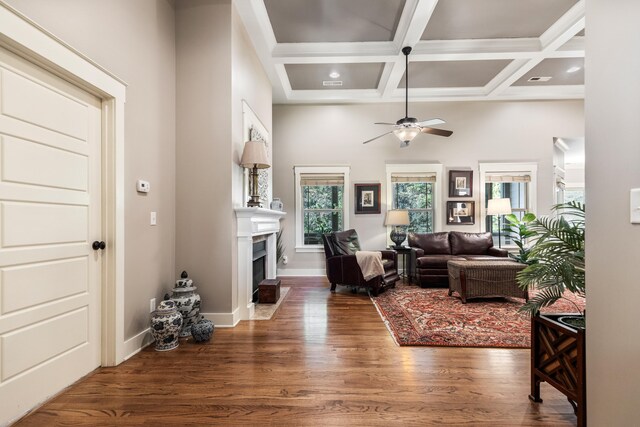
[516,202,585,313]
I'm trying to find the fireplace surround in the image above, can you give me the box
[235,207,285,320]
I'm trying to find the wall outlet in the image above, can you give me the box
[282,255,288,265]
[150,298,156,313]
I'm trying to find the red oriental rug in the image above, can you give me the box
[371,284,585,348]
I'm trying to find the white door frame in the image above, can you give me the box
[0,2,127,365]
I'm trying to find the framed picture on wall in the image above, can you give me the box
[355,183,381,214]
[449,170,473,197]
[447,201,475,225]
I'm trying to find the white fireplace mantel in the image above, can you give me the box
[235,207,286,321]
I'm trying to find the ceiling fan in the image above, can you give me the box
[363,46,453,148]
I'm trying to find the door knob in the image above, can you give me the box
[92,241,106,250]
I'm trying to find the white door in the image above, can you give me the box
[0,47,102,423]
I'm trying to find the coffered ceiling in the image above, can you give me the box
[235,0,585,104]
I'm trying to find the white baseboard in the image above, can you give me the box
[276,268,325,276]
[123,328,154,361]
[201,307,240,328]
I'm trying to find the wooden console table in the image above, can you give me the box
[529,314,586,427]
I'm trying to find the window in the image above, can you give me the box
[391,174,435,233]
[294,166,350,252]
[479,163,537,247]
[386,164,443,244]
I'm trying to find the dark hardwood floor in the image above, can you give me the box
[15,277,576,426]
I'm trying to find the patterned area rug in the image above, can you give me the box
[372,284,585,348]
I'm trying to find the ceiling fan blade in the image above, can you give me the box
[416,118,445,127]
[362,131,393,144]
[421,127,453,137]
[374,122,397,125]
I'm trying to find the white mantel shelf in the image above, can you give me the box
[235,207,286,322]
[235,207,286,236]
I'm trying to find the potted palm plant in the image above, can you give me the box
[516,201,585,327]
[518,201,586,426]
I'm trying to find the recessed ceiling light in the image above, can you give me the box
[329,71,340,79]
[567,66,581,73]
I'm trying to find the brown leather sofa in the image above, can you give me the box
[408,231,508,287]
[322,229,399,296]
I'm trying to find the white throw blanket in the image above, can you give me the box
[355,251,385,281]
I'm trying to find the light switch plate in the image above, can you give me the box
[631,189,640,224]
[150,211,157,225]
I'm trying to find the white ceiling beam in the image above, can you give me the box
[287,89,382,102]
[411,38,542,61]
[235,0,287,102]
[272,42,397,63]
[539,0,585,51]
[498,85,584,100]
[381,0,440,99]
[483,59,534,95]
[488,0,585,97]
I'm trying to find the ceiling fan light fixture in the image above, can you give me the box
[393,127,420,143]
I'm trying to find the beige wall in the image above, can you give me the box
[175,0,233,315]
[7,0,177,340]
[586,0,640,423]
[273,101,584,273]
[175,0,272,318]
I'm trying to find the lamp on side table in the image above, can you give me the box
[385,209,410,248]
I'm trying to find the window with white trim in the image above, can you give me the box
[386,164,443,243]
[391,173,436,233]
[294,166,350,252]
[479,163,537,247]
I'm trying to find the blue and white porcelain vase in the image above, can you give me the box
[150,300,182,351]
[191,319,214,343]
[170,271,201,338]
[270,198,283,211]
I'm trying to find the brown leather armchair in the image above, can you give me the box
[322,229,399,296]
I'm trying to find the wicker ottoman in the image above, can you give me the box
[447,260,528,303]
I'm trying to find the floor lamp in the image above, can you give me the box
[487,198,512,248]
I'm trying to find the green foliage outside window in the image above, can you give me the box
[393,182,433,233]
[303,185,343,244]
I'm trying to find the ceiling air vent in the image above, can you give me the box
[528,76,552,82]
[322,80,343,87]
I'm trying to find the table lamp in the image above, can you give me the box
[240,140,270,207]
[385,209,410,248]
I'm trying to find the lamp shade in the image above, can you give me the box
[240,140,270,169]
[385,209,410,226]
[487,198,512,215]
[393,127,420,143]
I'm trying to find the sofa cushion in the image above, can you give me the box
[450,231,493,255]
[416,255,465,269]
[331,229,362,255]
[408,232,451,255]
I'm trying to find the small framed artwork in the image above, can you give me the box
[355,183,381,214]
[447,201,475,225]
[449,170,473,197]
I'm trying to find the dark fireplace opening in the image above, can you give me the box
[252,240,267,303]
